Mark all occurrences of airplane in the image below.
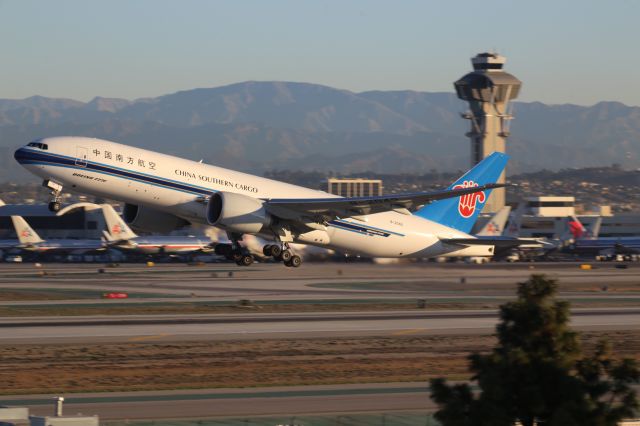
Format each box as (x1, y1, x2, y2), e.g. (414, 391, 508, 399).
(488, 204, 565, 261)
(10, 213, 107, 254)
(15, 137, 512, 267)
(0, 200, 23, 251)
(476, 206, 511, 237)
(0, 198, 107, 254)
(464, 206, 512, 263)
(100, 203, 216, 255)
(500, 208, 616, 261)
(563, 216, 640, 259)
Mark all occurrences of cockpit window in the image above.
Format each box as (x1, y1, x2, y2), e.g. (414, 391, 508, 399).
(27, 142, 48, 150)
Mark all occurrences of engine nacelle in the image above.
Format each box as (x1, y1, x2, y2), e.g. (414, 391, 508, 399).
(123, 204, 189, 233)
(206, 191, 271, 234)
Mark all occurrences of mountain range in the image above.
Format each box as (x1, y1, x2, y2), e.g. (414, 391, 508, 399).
(1, 81, 639, 182)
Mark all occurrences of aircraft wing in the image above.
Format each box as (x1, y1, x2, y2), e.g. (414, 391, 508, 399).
(265, 183, 507, 220)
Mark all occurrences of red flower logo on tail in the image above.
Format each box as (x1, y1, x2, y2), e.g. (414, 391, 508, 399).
(453, 180, 486, 218)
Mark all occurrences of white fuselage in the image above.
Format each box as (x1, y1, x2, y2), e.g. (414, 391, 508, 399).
(116, 236, 213, 255)
(23, 239, 106, 254)
(15, 137, 493, 258)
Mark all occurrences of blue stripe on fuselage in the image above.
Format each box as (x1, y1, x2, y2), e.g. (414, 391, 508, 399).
(15, 148, 212, 195)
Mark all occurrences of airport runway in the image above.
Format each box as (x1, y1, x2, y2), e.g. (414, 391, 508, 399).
(9, 382, 640, 421)
(2, 382, 436, 420)
(1, 308, 638, 344)
(0, 262, 638, 303)
(0, 262, 638, 343)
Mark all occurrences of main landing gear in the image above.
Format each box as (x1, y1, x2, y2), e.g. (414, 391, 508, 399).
(263, 243, 302, 268)
(43, 179, 63, 212)
(214, 233, 254, 267)
(214, 243, 254, 266)
(213, 232, 302, 268)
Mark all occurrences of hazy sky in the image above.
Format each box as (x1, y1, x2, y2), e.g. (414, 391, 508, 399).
(2, 0, 639, 106)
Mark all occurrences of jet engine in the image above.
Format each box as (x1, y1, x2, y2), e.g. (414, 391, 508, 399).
(123, 204, 189, 233)
(206, 191, 271, 234)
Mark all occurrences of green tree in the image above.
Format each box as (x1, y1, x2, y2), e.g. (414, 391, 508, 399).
(430, 274, 639, 426)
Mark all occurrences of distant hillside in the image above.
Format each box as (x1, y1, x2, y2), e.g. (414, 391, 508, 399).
(1, 81, 639, 182)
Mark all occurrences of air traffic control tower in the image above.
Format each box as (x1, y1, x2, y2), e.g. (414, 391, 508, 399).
(454, 52, 522, 213)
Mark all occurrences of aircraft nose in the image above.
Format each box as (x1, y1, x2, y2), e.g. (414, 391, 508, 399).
(14, 147, 28, 164)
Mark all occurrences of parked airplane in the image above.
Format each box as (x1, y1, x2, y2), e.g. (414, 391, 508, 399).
(465, 206, 514, 263)
(496, 204, 564, 261)
(476, 206, 511, 237)
(571, 238, 640, 258)
(15, 137, 511, 267)
(10, 213, 106, 254)
(564, 216, 640, 259)
(0, 200, 23, 252)
(101, 204, 215, 255)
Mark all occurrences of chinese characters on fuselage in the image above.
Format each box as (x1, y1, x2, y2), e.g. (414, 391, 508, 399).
(89, 148, 259, 193)
(92, 148, 156, 170)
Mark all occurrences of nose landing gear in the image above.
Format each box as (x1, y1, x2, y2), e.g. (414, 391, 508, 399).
(43, 179, 63, 212)
(48, 201, 61, 213)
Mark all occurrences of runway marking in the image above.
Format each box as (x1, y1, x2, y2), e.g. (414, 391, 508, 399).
(128, 333, 172, 342)
(392, 328, 425, 336)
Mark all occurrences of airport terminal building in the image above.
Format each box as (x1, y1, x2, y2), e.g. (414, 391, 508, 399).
(509, 196, 640, 239)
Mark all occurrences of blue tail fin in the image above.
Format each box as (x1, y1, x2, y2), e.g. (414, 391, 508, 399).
(414, 152, 509, 233)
